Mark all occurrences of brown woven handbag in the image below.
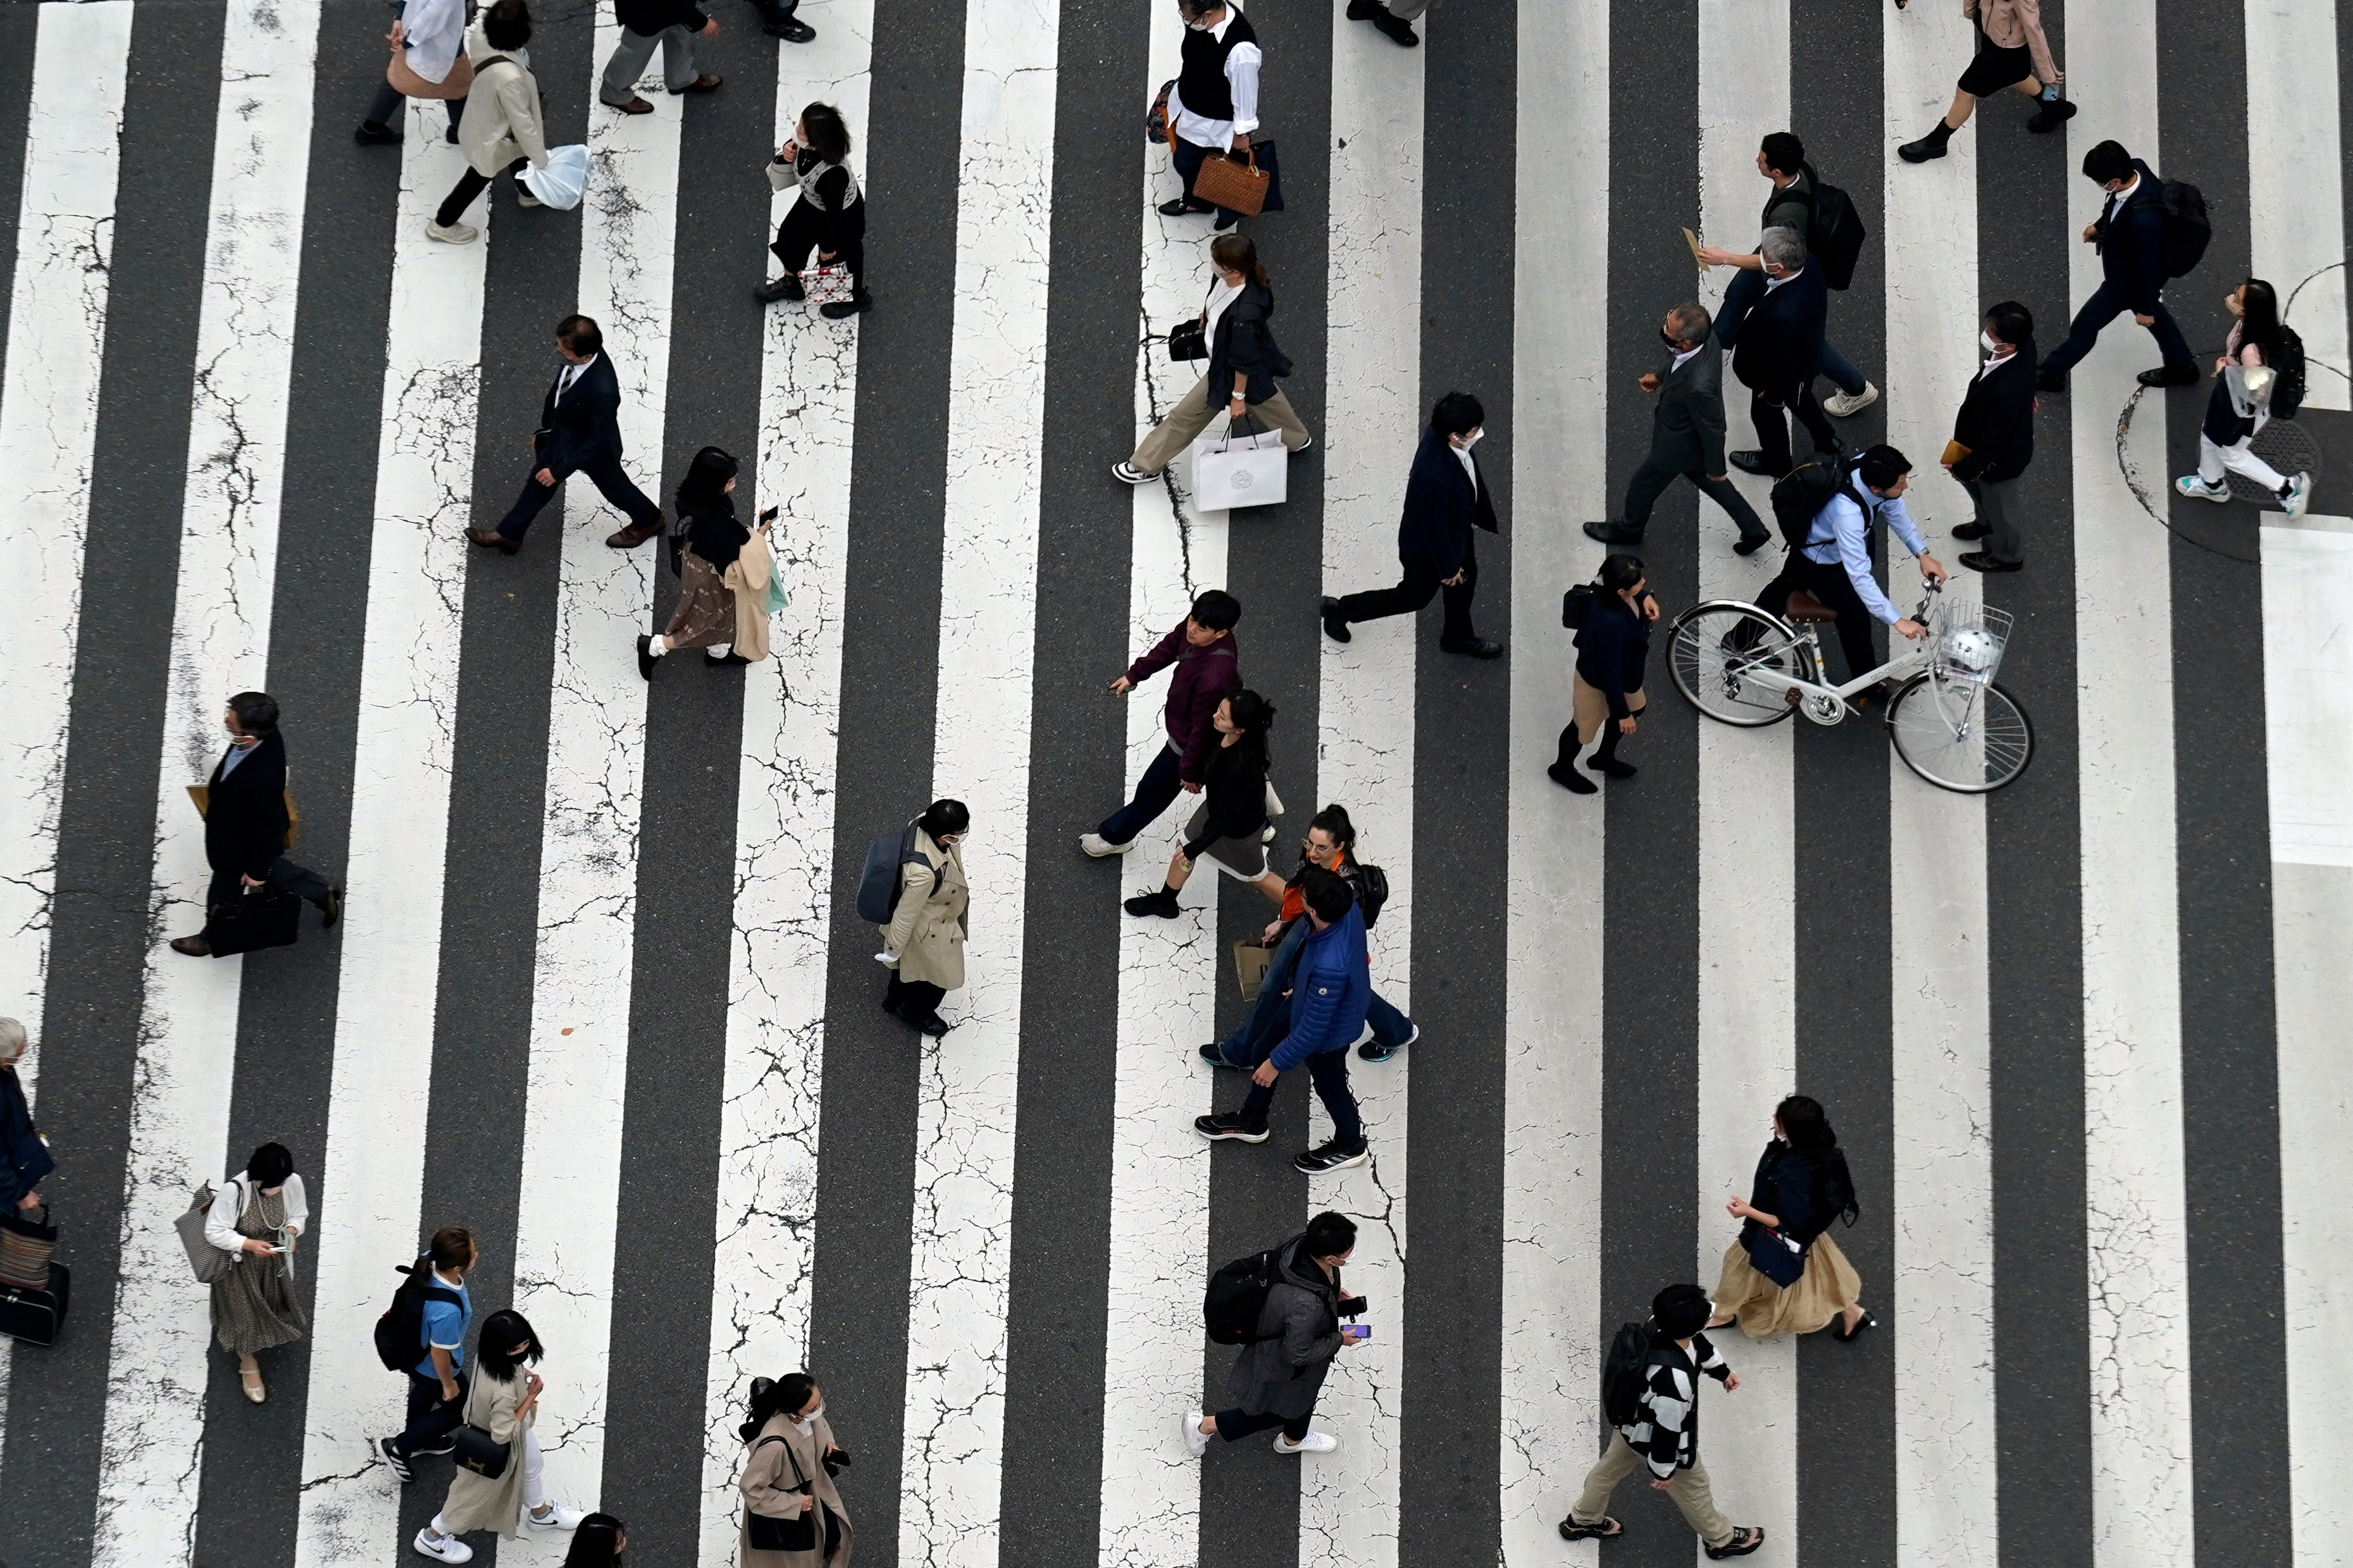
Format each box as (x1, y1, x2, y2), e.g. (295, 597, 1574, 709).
(387, 40, 473, 101)
(1189, 145, 1271, 218)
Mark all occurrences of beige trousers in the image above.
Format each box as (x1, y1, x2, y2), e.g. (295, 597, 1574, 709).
(1568, 1433, 1735, 1548)
(1129, 376, 1312, 475)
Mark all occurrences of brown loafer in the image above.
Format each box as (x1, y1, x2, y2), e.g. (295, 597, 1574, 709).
(669, 73, 723, 94)
(607, 94, 654, 114)
(605, 519, 663, 549)
(170, 935, 212, 957)
(466, 528, 520, 554)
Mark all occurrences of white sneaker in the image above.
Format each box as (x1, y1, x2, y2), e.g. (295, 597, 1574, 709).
(525, 1501, 587, 1531)
(2281, 471, 2312, 520)
(1272, 1429, 1339, 1454)
(1181, 1409, 1212, 1459)
(1111, 462, 1156, 485)
(1822, 381, 1879, 417)
(1079, 832, 1133, 858)
(425, 219, 479, 245)
(413, 1528, 475, 1563)
(2174, 473, 2230, 503)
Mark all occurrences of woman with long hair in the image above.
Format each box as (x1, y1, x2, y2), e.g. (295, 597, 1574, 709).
(738, 1373, 854, 1565)
(204, 1140, 309, 1404)
(1707, 1094, 1875, 1340)
(2175, 277, 2311, 516)
(563, 1514, 629, 1566)
(1126, 690, 1276, 918)
(757, 102, 870, 318)
(1114, 233, 1313, 483)
(412, 1310, 587, 1562)
(637, 446, 776, 677)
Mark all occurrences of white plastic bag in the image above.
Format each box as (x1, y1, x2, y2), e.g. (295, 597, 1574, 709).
(520, 144, 590, 211)
(1190, 422, 1288, 511)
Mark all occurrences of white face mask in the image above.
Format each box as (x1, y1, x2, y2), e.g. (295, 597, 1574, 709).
(1980, 331, 2002, 355)
(1456, 429, 1484, 450)
(794, 1404, 823, 1431)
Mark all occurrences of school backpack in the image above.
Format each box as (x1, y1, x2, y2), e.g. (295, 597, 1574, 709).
(1355, 863, 1391, 930)
(1794, 164, 1868, 291)
(1768, 452, 1855, 553)
(854, 821, 929, 926)
(1203, 1247, 1286, 1345)
(2269, 324, 2307, 419)
(372, 1256, 463, 1374)
(1601, 1319, 1658, 1427)
(1562, 581, 1597, 629)
(2154, 178, 2211, 279)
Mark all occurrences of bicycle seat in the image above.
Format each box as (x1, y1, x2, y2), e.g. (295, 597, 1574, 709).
(1782, 590, 1839, 623)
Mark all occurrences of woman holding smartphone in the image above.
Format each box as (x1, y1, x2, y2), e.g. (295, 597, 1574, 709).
(204, 1142, 308, 1404)
(637, 447, 778, 677)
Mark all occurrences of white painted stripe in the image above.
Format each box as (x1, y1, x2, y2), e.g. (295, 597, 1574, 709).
(894, 0, 1059, 1560)
(1498, 0, 1608, 1555)
(1692, 0, 1796, 1552)
(90, 5, 321, 1561)
(695, 1, 872, 1557)
(1094, 2, 1226, 1558)
(2245, 0, 2347, 411)
(2064, 6, 2195, 1560)
(504, 23, 681, 1550)
(1882, 6, 1997, 1559)
(293, 98, 487, 1568)
(0, 0, 133, 1104)
(2261, 521, 2353, 1568)
(1301, 1, 1420, 1559)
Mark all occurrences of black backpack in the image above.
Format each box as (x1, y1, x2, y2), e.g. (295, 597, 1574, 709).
(854, 821, 929, 925)
(1601, 1319, 1657, 1426)
(2154, 178, 2211, 279)
(1562, 582, 1597, 629)
(1355, 863, 1390, 929)
(2269, 324, 2307, 419)
(1795, 165, 1867, 290)
(1204, 1247, 1286, 1345)
(1768, 452, 1854, 553)
(373, 1256, 463, 1374)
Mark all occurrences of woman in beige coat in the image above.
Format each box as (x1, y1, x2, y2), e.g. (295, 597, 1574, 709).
(879, 799, 968, 1038)
(426, 0, 551, 245)
(413, 1311, 588, 1564)
(1897, 0, 2073, 162)
(738, 1374, 852, 1567)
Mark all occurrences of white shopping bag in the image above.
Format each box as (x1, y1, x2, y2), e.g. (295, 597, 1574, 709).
(1191, 421, 1288, 510)
(802, 262, 855, 306)
(519, 144, 590, 211)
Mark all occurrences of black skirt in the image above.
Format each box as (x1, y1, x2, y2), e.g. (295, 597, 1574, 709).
(1958, 40, 2035, 94)
(2201, 371, 2255, 448)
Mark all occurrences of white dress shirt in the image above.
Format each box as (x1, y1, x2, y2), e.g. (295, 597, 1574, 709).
(1452, 442, 1479, 495)
(1169, 8, 1262, 147)
(554, 354, 598, 404)
(1669, 343, 1703, 374)
(401, 0, 468, 83)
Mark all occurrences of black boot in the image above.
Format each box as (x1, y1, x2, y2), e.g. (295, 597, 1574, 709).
(1586, 725, 1637, 780)
(1547, 723, 1598, 794)
(1897, 118, 1954, 164)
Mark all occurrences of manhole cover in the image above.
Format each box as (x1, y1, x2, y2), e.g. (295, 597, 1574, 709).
(2226, 417, 2323, 503)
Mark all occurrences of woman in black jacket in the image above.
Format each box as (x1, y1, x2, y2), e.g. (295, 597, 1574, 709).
(1709, 1094, 1874, 1340)
(1552, 553, 1657, 794)
(1126, 690, 1275, 917)
(756, 102, 869, 319)
(1115, 235, 1314, 482)
(638, 447, 767, 677)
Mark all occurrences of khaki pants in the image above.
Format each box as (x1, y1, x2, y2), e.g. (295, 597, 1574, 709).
(1568, 1433, 1735, 1548)
(1572, 674, 1646, 746)
(1129, 376, 1311, 475)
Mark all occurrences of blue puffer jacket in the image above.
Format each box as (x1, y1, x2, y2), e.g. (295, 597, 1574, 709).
(1269, 904, 1372, 1070)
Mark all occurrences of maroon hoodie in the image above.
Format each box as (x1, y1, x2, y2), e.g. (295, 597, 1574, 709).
(1126, 621, 1241, 783)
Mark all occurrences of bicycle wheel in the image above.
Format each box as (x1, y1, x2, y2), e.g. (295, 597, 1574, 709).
(1667, 602, 1810, 727)
(1885, 675, 2034, 791)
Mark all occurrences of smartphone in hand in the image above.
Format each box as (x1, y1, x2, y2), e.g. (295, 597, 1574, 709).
(1341, 1324, 1370, 1343)
(759, 506, 780, 524)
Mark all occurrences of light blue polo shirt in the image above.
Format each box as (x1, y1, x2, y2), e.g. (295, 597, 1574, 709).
(416, 1275, 471, 1380)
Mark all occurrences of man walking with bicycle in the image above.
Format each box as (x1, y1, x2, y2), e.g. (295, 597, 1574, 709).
(1756, 445, 1947, 697)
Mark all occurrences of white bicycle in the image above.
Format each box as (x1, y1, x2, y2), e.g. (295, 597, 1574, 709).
(1666, 581, 2035, 793)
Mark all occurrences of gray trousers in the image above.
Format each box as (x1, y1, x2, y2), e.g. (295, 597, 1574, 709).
(1961, 474, 2024, 565)
(600, 24, 699, 104)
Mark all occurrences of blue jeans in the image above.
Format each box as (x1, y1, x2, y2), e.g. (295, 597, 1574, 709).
(1212, 918, 1414, 1067)
(1098, 741, 1183, 847)
(1816, 337, 1866, 398)
(2039, 278, 2195, 378)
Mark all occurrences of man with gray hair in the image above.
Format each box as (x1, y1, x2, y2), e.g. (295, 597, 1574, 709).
(1720, 227, 1837, 481)
(1586, 301, 1771, 553)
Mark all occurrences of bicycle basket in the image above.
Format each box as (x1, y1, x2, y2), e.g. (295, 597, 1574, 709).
(1929, 598, 2011, 687)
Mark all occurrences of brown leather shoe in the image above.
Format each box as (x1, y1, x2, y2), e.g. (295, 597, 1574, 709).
(605, 519, 663, 549)
(170, 935, 211, 957)
(669, 73, 723, 94)
(607, 94, 654, 114)
(466, 528, 520, 554)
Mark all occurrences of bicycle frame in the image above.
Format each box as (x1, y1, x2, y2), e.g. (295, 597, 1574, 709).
(1720, 599, 1937, 723)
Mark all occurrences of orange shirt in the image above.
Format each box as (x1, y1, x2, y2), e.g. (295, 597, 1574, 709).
(1278, 848, 1347, 924)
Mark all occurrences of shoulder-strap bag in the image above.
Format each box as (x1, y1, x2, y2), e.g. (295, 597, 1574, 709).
(744, 1432, 819, 1551)
(176, 1182, 235, 1285)
(452, 1372, 512, 1479)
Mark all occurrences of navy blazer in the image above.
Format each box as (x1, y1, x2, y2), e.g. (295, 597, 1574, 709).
(2094, 161, 2170, 318)
(1725, 260, 1827, 393)
(204, 731, 290, 881)
(535, 354, 628, 474)
(1572, 593, 1653, 720)
(1397, 427, 1499, 579)
(1950, 342, 2037, 484)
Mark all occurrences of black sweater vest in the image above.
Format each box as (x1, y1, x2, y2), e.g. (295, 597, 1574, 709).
(1177, 10, 1257, 123)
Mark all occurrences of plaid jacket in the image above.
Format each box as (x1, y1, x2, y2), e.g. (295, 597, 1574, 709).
(1621, 1333, 1733, 1479)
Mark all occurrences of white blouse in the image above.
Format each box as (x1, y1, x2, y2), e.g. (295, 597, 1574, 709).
(204, 1171, 309, 1256)
(400, 0, 468, 85)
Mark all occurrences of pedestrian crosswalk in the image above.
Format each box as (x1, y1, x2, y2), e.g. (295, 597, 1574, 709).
(2, 0, 2350, 1565)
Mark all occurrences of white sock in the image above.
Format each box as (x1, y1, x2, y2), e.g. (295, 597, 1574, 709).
(705, 642, 731, 657)
(649, 635, 668, 656)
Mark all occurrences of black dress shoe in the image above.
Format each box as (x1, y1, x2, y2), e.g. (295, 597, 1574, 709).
(1727, 450, 1780, 478)
(636, 634, 658, 681)
(1733, 533, 1772, 557)
(1546, 762, 1597, 795)
(1320, 596, 1351, 644)
(1345, 0, 1379, 13)
(170, 935, 212, 957)
(320, 886, 343, 928)
(1439, 637, 1505, 660)
(897, 1005, 949, 1037)
(1582, 521, 1642, 545)
(2138, 364, 2199, 388)
(1958, 550, 2023, 574)
(819, 292, 872, 320)
(1365, 8, 1419, 45)
(466, 527, 520, 555)
(1212, 209, 1239, 232)
(354, 120, 402, 145)
(1950, 520, 1990, 541)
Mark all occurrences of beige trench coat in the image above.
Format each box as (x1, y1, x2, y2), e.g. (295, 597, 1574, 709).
(723, 531, 776, 663)
(880, 829, 967, 990)
(456, 20, 550, 178)
(434, 1368, 533, 1536)
(738, 1412, 853, 1567)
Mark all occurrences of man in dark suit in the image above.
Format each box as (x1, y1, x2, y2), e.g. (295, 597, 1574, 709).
(1718, 227, 1837, 480)
(1585, 302, 1770, 554)
(1321, 391, 1503, 659)
(1947, 300, 2037, 573)
(169, 692, 340, 958)
(468, 314, 666, 555)
(2035, 140, 2197, 392)
(597, 0, 722, 114)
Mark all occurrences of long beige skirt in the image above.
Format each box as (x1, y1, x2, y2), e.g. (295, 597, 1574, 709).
(1710, 1232, 1862, 1338)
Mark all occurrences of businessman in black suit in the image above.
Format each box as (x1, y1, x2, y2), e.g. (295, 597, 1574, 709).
(1585, 301, 1771, 555)
(1947, 301, 2037, 573)
(1321, 390, 1504, 659)
(169, 692, 340, 957)
(2035, 140, 2197, 391)
(1720, 228, 1838, 480)
(469, 314, 667, 555)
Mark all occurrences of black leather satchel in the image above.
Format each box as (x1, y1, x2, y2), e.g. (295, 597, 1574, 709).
(743, 1434, 818, 1551)
(450, 1379, 511, 1479)
(1167, 319, 1207, 362)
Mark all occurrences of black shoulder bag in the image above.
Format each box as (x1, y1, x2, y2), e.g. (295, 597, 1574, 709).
(744, 1433, 819, 1552)
(452, 1376, 511, 1479)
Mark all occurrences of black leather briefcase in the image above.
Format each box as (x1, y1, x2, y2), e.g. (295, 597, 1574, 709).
(203, 888, 302, 958)
(0, 1261, 70, 1346)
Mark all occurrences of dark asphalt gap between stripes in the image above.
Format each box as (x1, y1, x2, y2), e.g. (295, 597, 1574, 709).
(599, 18, 779, 1559)
(192, 8, 407, 1560)
(1597, 1, 1705, 1565)
(1193, 0, 1330, 1559)
(1974, 0, 2095, 1554)
(1397, 5, 1515, 1562)
(2154, 3, 2291, 1562)
(0, 4, 43, 392)
(805, 0, 969, 1552)
(1785, 8, 1896, 1565)
(0, 4, 228, 1561)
